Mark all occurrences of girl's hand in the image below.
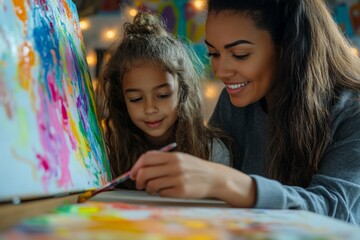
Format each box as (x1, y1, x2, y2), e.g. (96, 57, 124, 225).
(129, 151, 256, 207)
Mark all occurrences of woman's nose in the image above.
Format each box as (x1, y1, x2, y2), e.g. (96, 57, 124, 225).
(213, 56, 235, 79)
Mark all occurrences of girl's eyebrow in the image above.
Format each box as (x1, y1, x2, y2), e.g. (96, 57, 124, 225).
(205, 39, 254, 49)
(124, 83, 171, 94)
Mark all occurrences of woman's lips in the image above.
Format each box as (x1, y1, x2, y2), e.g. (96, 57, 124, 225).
(225, 81, 249, 95)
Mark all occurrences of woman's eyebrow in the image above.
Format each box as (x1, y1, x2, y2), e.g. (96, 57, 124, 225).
(205, 39, 254, 49)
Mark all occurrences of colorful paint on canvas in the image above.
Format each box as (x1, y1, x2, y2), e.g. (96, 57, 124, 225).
(0, 0, 111, 201)
(4, 202, 360, 239)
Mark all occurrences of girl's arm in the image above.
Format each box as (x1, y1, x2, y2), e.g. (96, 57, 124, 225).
(129, 151, 256, 207)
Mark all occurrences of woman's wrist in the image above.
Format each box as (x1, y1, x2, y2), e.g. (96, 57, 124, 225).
(210, 164, 256, 208)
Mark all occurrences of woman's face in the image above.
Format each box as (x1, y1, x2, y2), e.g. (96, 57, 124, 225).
(205, 11, 278, 107)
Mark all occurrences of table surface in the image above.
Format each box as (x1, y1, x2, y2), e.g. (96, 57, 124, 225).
(1, 189, 360, 239)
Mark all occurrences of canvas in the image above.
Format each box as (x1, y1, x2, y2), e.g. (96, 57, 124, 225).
(0, 0, 111, 202)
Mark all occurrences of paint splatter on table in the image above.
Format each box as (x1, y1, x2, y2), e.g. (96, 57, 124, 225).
(3, 201, 360, 240)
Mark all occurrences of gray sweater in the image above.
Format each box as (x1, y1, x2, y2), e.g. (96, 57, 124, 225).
(210, 138, 231, 166)
(210, 88, 360, 225)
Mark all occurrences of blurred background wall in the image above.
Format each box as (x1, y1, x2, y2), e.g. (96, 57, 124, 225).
(73, 0, 360, 121)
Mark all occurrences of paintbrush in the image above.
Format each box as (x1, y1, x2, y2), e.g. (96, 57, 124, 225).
(78, 142, 177, 203)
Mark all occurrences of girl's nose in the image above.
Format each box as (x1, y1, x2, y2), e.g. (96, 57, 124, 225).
(144, 99, 158, 115)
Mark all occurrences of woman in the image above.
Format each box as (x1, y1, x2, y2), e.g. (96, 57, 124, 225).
(130, 0, 360, 225)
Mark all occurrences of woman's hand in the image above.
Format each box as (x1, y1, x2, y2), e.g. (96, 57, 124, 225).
(129, 151, 257, 207)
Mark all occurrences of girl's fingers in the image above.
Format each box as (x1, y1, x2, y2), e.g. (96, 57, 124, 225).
(130, 151, 224, 200)
(158, 186, 187, 198)
(130, 151, 176, 179)
(135, 163, 179, 189)
(144, 175, 182, 195)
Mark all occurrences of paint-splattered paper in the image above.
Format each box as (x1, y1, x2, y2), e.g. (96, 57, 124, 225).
(0, 0, 111, 201)
(4, 202, 360, 239)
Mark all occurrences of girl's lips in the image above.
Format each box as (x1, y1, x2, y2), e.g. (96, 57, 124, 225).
(145, 120, 162, 128)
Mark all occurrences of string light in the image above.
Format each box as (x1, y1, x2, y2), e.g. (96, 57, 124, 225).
(352, 47, 359, 57)
(128, 8, 138, 17)
(192, 0, 205, 10)
(105, 30, 116, 39)
(92, 79, 98, 91)
(79, 19, 90, 30)
(86, 52, 96, 67)
(204, 83, 219, 99)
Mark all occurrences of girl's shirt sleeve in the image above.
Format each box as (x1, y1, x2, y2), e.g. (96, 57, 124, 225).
(209, 138, 231, 166)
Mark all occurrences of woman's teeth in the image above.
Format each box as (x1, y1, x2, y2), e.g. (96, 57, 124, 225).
(226, 82, 249, 89)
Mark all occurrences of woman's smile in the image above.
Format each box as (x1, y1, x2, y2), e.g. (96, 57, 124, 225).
(225, 81, 250, 95)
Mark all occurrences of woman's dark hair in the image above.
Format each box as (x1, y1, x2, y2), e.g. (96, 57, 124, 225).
(208, 0, 360, 187)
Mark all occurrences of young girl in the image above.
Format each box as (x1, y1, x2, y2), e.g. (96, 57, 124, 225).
(95, 11, 231, 188)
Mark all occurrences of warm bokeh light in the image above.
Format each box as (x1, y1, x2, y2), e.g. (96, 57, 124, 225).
(92, 79, 98, 91)
(79, 19, 90, 30)
(105, 30, 116, 39)
(204, 84, 219, 99)
(101, 119, 107, 132)
(193, 0, 205, 10)
(352, 47, 359, 57)
(128, 8, 138, 17)
(104, 52, 111, 63)
(86, 52, 96, 67)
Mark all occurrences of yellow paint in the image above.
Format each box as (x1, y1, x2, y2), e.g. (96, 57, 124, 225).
(13, 0, 27, 23)
(18, 41, 35, 90)
(77, 207, 100, 215)
(69, 115, 90, 167)
(78, 190, 95, 203)
(183, 220, 208, 229)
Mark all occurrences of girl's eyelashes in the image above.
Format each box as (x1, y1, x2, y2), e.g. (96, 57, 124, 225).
(157, 92, 172, 99)
(127, 92, 173, 103)
(129, 97, 142, 103)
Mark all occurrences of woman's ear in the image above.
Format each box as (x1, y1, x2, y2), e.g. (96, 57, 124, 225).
(278, 46, 284, 61)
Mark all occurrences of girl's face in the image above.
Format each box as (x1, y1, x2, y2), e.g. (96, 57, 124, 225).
(205, 11, 278, 107)
(122, 65, 179, 146)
